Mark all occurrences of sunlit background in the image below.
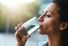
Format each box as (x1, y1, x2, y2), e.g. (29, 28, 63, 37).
(0, 0, 40, 33)
(0, 0, 52, 46)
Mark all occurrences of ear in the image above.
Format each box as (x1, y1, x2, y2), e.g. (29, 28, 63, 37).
(60, 23, 68, 31)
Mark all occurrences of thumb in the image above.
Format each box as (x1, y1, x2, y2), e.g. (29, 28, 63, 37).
(25, 35, 31, 41)
(26, 35, 31, 39)
(21, 35, 31, 42)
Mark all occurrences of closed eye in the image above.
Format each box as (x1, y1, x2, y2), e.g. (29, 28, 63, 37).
(45, 11, 52, 18)
(46, 15, 52, 17)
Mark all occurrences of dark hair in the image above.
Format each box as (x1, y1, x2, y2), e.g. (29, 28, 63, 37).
(53, 0, 68, 22)
(52, 0, 68, 46)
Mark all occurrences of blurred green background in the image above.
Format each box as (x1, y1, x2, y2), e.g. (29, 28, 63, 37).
(0, 0, 40, 33)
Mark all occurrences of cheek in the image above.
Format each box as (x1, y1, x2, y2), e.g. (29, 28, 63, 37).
(39, 18, 60, 34)
(43, 18, 53, 29)
(43, 19, 59, 33)
(40, 19, 53, 34)
(47, 19, 60, 33)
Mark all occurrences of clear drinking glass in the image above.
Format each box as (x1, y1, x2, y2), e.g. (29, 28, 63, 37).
(15, 17, 39, 37)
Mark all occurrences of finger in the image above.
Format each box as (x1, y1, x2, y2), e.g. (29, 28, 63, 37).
(21, 27, 28, 36)
(19, 29, 24, 37)
(21, 35, 31, 42)
(26, 35, 31, 39)
(17, 27, 28, 37)
(18, 22, 22, 27)
(15, 30, 22, 41)
(15, 22, 22, 30)
(24, 35, 31, 41)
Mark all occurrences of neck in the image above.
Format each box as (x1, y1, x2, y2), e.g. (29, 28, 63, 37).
(47, 32, 61, 46)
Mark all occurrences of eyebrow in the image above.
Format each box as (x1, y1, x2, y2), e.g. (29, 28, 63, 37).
(40, 11, 54, 17)
(44, 11, 54, 15)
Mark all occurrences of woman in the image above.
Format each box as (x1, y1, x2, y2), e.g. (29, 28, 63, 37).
(15, 0, 68, 46)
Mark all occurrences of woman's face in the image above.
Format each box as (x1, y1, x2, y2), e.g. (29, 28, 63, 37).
(38, 3, 61, 35)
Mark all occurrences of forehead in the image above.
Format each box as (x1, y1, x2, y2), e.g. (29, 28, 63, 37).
(43, 3, 59, 13)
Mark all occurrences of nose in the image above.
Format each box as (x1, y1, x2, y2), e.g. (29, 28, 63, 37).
(38, 15, 44, 22)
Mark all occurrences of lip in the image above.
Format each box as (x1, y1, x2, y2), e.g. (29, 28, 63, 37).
(38, 25, 43, 34)
(38, 22, 43, 29)
(39, 25, 43, 30)
(39, 22, 43, 25)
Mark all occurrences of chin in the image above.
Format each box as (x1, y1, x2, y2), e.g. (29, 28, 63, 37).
(38, 29, 46, 35)
(39, 32, 46, 35)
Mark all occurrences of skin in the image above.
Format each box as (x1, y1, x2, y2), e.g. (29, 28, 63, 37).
(15, 22, 30, 46)
(38, 3, 61, 35)
(15, 2, 67, 46)
(38, 3, 62, 46)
